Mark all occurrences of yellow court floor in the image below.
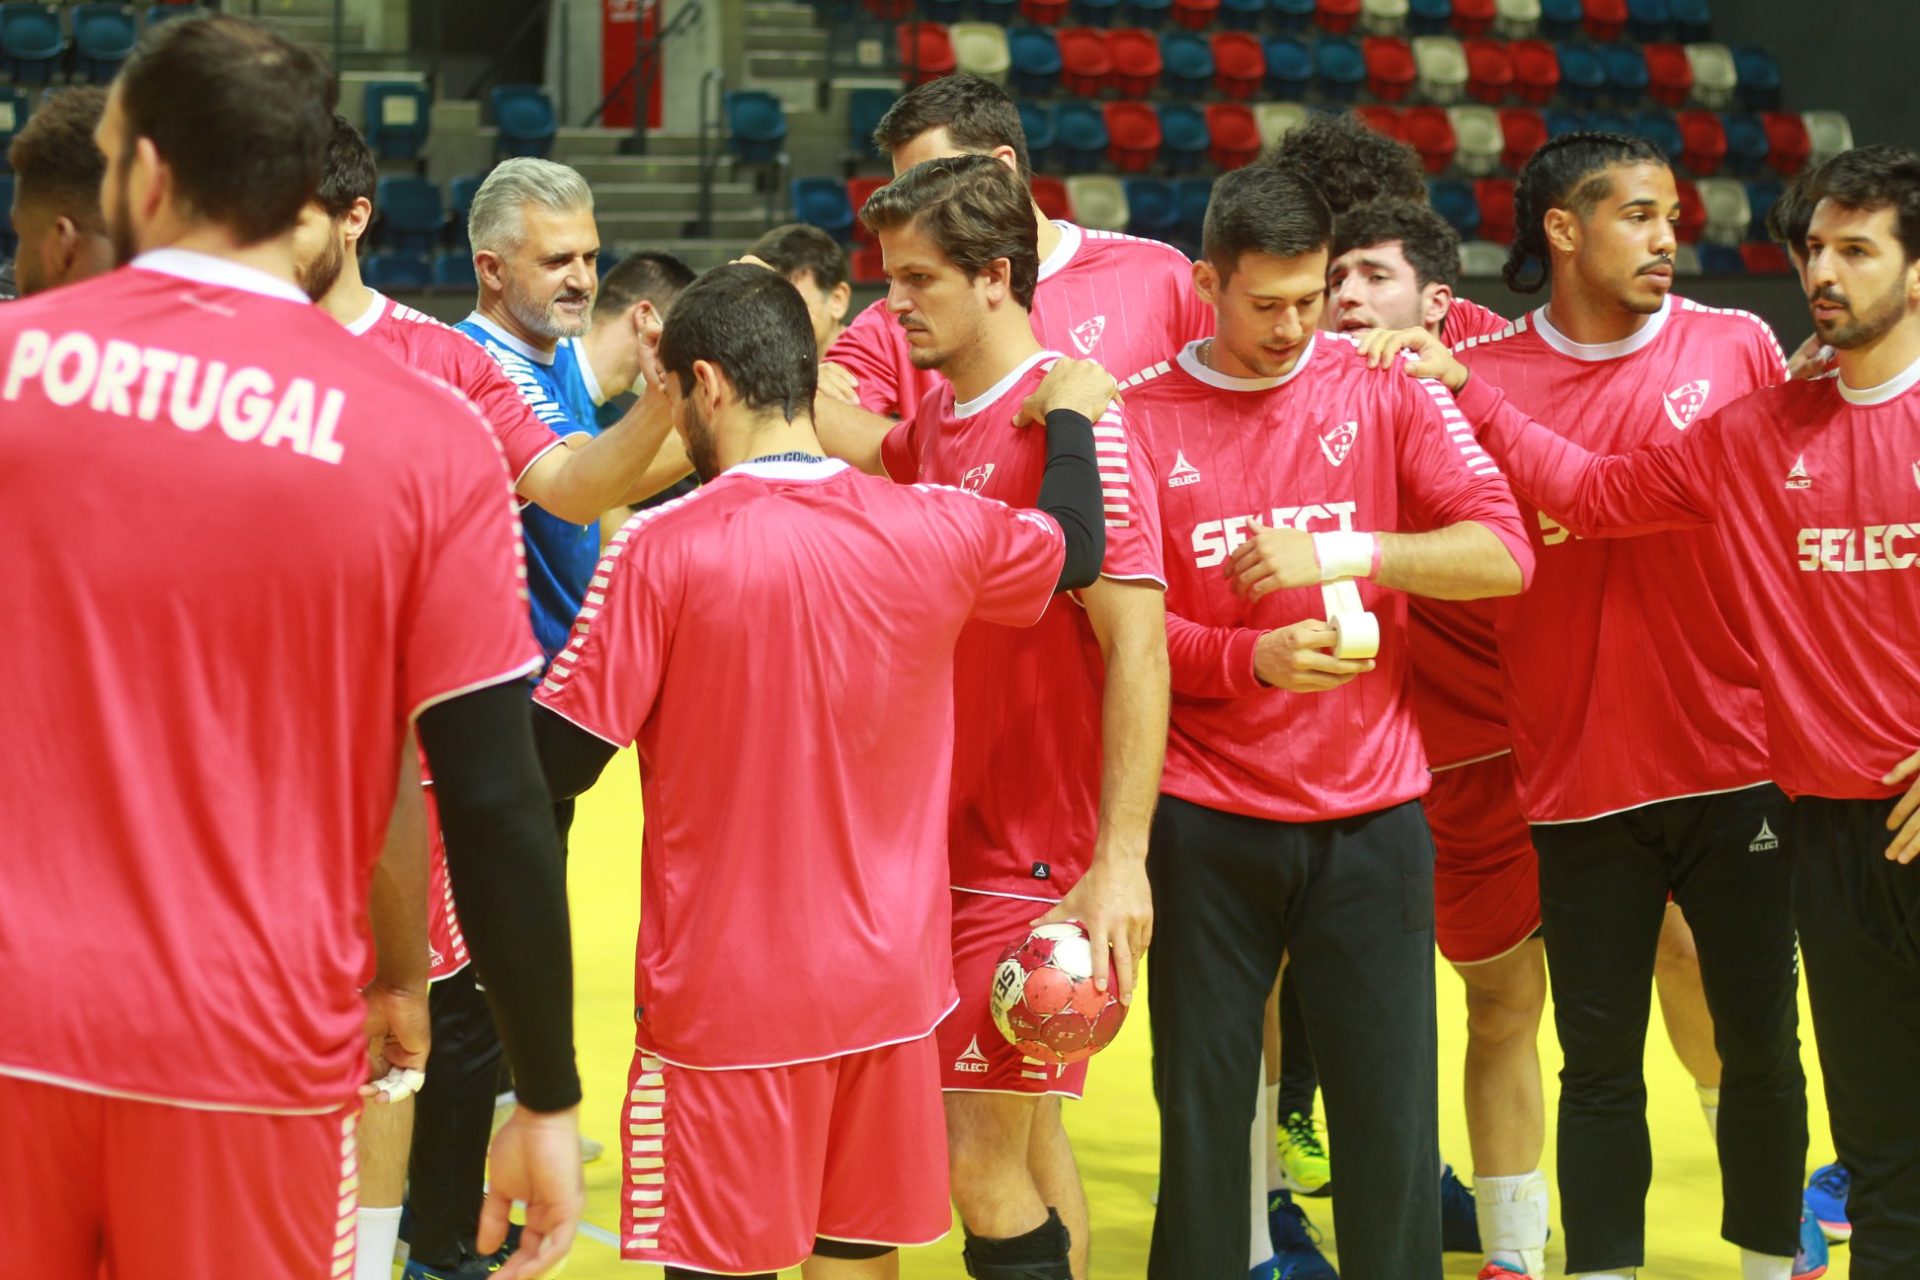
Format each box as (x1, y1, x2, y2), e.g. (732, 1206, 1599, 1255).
(550, 757, 1847, 1278)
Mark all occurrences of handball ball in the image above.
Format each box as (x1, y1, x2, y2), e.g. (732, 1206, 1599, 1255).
(988, 921, 1129, 1065)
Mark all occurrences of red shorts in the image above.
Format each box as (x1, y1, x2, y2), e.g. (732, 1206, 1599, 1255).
(0, 1073, 360, 1280)
(937, 890, 1089, 1097)
(421, 788, 470, 984)
(1426, 752, 1542, 965)
(620, 1036, 952, 1274)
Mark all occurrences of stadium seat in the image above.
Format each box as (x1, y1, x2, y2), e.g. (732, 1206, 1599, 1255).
(1123, 0, 1172, 25)
(1586, 108, 1630, 136)
(0, 3, 64, 84)
(375, 176, 444, 256)
(1108, 27, 1162, 94)
(865, 0, 914, 19)
(1698, 242, 1744, 273)
(850, 243, 886, 284)
(1019, 99, 1058, 166)
(1408, 0, 1452, 33)
(1723, 111, 1768, 177)
(1254, 100, 1311, 148)
(1628, 109, 1682, 161)
(1463, 38, 1513, 103)
(923, 0, 964, 22)
(1556, 42, 1604, 106)
(1602, 44, 1648, 107)
(1498, 105, 1548, 168)
(1802, 110, 1853, 168)
(1537, 0, 1581, 37)
(1354, 103, 1406, 140)
(1674, 177, 1704, 241)
(1162, 28, 1214, 96)
(952, 23, 1013, 81)
(363, 252, 432, 291)
(792, 177, 856, 239)
(1762, 111, 1810, 176)
(1221, 0, 1266, 30)
(1672, 241, 1702, 274)
(1641, 42, 1692, 107)
(1413, 35, 1469, 103)
(490, 84, 558, 158)
(1492, 0, 1538, 36)
(1544, 106, 1585, 139)
(1124, 176, 1181, 238)
(1696, 175, 1750, 244)
(1316, 36, 1367, 101)
(1474, 177, 1516, 241)
(1264, 34, 1315, 98)
(1175, 176, 1212, 243)
(1743, 178, 1781, 240)
(1450, 105, 1503, 175)
(1731, 44, 1780, 111)
(899, 23, 958, 85)
(1670, 0, 1709, 40)
(1270, 0, 1317, 32)
(1460, 239, 1507, 275)
(0, 87, 26, 169)
(1206, 102, 1262, 169)
(1677, 110, 1726, 175)
(1739, 240, 1788, 274)
(1067, 174, 1129, 230)
(1213, 32, 1266, 98)
(724, 90, 787, 165)
(1685, 42, 1735, 109)
(1104, 101, 1163, 169)
(1428, 177, 1481, 237)
(1404, 105, 1457, 173)
(1009, 28, 1063, 94)
(847, 175, 888, 241)
(1363, 36, 1417, 101)
(72, 4, 137, 82)
(1451, 0, 1495, 38)
(1581, 0, 1625, 39)
(1021, 0, 1069, 23)
(1359, 0, 1409, 34)
(446, 173, 484, 247)
(1159, 100, 1210, 172)
(364, 82, 432, 162)
(1056, 99, 1110, 169)
(848, 89, 897, 159)
(1058, 27, 1113, 94)
(1073, 0, 1122, 26)
(1317, 0, 1362, 32)
(1625, 0, 1668, 40)
(1509, 39, 1559, 103)
(1171, 0, 1219, 29)
(430, 252, 478, 291)
(1031, 174, 1073, 220)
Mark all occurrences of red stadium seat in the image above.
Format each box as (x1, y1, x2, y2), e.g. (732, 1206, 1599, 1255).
(1363, 37, 1417, 101)
(1104, 101, 1164, 170)
(1475, 177, 1516, 243)
(1021, 0, 1070, 23)
(1739, 241, 1790, 274)
(1675, 179, 1706, 243)
(1171, 0, 1219, 30)
(1678, 110, 1727, 175)
(847, 176, 889, 243)
(1581, 0, 1624, 40)
(1498, 105, 1548, 168)
(1354, 104, 1407, 140)
(1762, 111, 1812, 176)
(851, 242, 887, 283)
(1464, 38, 1514, 102)
(1452, 0, 1496, 38)
(1214, 32, 1267, 98)
(1032, 175, 1073, 220)
(1058, 27, 1115, 95)
(864, 0, 913, 18)
(1643, 43, 1693, 107)
(1404, 105, 1458, 173)
(1317, 0, 1362, 33)
(1206, 102, 1262, 169)
(898, 23, 957, 85)
(1510, 39, 1559, 103)
(1109, 28, 1163, 96)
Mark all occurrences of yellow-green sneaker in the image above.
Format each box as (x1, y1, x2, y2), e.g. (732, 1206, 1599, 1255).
(1277, 1110, 1331, 1195)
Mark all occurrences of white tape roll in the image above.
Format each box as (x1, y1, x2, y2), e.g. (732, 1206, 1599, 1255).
(369, 1067, 426, 1103)
(1321, 579, 1380, 660)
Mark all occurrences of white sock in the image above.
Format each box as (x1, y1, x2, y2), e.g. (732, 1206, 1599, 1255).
(353, 1205, 403, 1280)
(1740, 1249, 1792, 1280)
(1265, 1081, 1284, 1192)
(1697, 1084, 1721, 1139)
(1251, 1056, 1273, 1268)
(1475, 1170, 1549, 1278)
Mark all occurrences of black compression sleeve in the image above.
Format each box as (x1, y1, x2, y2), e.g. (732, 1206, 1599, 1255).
(416, 682, 581, 1113)
(533, 703, 619, 803)
(1036, 408, 1106, 593)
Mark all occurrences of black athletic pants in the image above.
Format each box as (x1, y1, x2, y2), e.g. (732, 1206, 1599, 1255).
(1275, 967, 1318, 1122)
(1793, 795, 1920, 1279)
(408, 967, 505, 1268)
(1533, 784, 1805, 1272)
(1147, 795, 1440, 1280)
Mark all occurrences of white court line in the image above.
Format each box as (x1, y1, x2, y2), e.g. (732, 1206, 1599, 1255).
(578, 1220, 621, 1249)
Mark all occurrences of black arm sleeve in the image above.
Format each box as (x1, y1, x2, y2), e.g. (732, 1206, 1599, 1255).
(416, 682, 581, 1113)
(1036, 408, 1106, 593)
(533, 702, 620, 803)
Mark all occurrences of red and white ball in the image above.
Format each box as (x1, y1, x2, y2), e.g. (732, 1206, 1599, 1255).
(988, 922, 1129, 1065)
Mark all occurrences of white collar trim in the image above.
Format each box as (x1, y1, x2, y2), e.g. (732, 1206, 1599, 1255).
(953, 350, 1060, 419)
(1037, 221, 1082, 283)
(1533, 295, 1671, 361)
(1838, 350, 1920, 406)
(728, 457, 850, 481)
(461, 311, 557, 366)
(131, 249, 310, 304)
(575, 340, 607, 406)
(1174, 335, 1317, 391)
(344, 289, 388, 336)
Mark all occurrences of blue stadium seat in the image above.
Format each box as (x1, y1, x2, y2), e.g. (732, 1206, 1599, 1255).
(1555, 41, 1604, 106)
(1264, 34, 1314, 98)
(489, 84, 558, 159)
(1008, 26, 1062, 95)
(791, 177, 856, 239)
(1175, 176, 1211, 241)
(1627, 109, 1682, 161)
(364, 82, 432, 161)
(72, 4, 137, 82)
(1073, 0, 1121, 24)
(363, 252, 432, 291)
(724, 90, 788, 165)
(431, 251, 478, 291)
(1018, 99, 1057, 167)
(1270, 0, 1315, 32)
(0, 4, 66, 85)
(1698, 242, 1744, 274)
(1408, 0, 1452, 35)
(1315, 37, 1366, 102)
(1161, 29, 1213, 98)
(1428, 177, 1481, 238)
(1544, 107, 1585, 138)
(1602, 44, 1647, 107)
(1585, 109, 1631, 136)
(1744, 179, 1782, 241)
(1123, 0, 1172, 25)
(1670, 0, 1709, 40)
(1219, 0, 1263, 29)
(1537, 0, 1581, 38)
(446, 173, 484, 250)
(1722, 111, 1768, 176)
(0, 87, 27, 170)
(1625, 0, 1668, 41)
(848, 88, 897, 158)
(1123, 177, 1179, 239)
(1056, 100, 1108, 171)
(1731, 44, 1780, 112)
(1158, 101, 1208, 173)
(376, 175, 445, 256)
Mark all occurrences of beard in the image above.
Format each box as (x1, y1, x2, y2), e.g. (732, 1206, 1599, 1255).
(504, 278, 592, 340)
(296, 234, 345, 303)
(683, 395, 722, 483)
(1813, 275, 1907, 350)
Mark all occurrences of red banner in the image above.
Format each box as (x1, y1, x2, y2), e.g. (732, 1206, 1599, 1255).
(602, 0, 662, 129)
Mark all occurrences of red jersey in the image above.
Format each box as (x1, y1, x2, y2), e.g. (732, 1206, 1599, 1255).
(1121, 336, 1533, 822)
(533, 458, 1065, 1068)
(828, 221, 1212, 416)
(1454, 297, 1788, 821)
(0, 251, 540, 1112)
(1455, 354, 1920, 802)
(881, 352, 1164, 899)
(1442, 296, 1511, 347)
(347, 289, 569, 489)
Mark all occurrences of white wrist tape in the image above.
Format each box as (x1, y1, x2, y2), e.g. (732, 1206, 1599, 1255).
(1312, 531, 1378, 582)
(369, 1067, 426, 1103)
(1322, 579, 1380, 660)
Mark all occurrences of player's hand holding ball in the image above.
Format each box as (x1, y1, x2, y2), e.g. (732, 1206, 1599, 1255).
(989, 921, 1130, 1065)
(1015, 357, 1120, 428)
(1254, 620, 1376, 692)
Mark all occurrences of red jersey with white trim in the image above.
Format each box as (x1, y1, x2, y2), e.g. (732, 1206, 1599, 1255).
(1441, 297, 1511, 348)
(349, 290, 568, 489)
(1121, 336, 1533, 822)
(1455, 354, 1920, 802)
(533, 459, 1065, 1068)
(828, 221, 1212, 416)
(0, 252, 540, 1112)
(1453, 297, 1787, 821)
(881, 352, 1165, 899)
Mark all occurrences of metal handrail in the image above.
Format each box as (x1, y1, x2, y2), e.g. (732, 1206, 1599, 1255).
(582, 0, 709, 156)
(690, 66, 727, 237)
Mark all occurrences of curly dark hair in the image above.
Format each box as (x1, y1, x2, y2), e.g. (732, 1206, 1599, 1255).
(1332, 199, 1460, 289)
(1258, 112, 1426, 216)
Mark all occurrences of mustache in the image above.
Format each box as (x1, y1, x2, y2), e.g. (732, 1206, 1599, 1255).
(551, 292, 592, 306)
(1812, 287, 1849, 308)
(1637, 255, 1675, 275)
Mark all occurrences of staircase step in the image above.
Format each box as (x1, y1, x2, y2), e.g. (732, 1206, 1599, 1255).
(746, 50, 828, 78)
(743, 2, 823, 27)
(555, 126, 707, 157)
(597, 211, 778, 243)
(591, 182, 765, 214)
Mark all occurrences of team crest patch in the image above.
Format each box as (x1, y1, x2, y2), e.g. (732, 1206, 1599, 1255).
(1664, 380, 1711, 430)
(963, 463, 996, 494)
(1319, 421, 1358, 467)
(1071, 316, 1106, 355)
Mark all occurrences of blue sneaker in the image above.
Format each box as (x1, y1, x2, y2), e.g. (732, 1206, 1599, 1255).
(1804, 1161, 1851, 1243)
(1795, 1206, 1831, 1278)
(1441, 1164, 1481, 1253)
(1268, 1190, 1339, 1279)
(1250, 1259, 1281, 1280)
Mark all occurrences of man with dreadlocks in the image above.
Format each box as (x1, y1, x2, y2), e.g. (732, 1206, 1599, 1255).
(1433, 132, 1814, 1280)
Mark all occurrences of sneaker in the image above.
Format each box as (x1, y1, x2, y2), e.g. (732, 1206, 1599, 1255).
(1441, 1165, 1482, 1254)
(579, 1133, 605, 1163)
(1249, 1260, 1281, 1280)
(1477, 1265, 1532, 1280)
(402, 1256, 495, 1280)
(1795, 1207, 1831, 1279)
(1267, 1190, 1338, 1280)
(1804, 1161, 1851, 1243)
(1276, 1110, 1332, 1196)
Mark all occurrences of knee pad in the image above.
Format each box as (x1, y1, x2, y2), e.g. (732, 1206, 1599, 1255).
(961, 1208, 1072, 1280)
(812, 1238, 896, 1261)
